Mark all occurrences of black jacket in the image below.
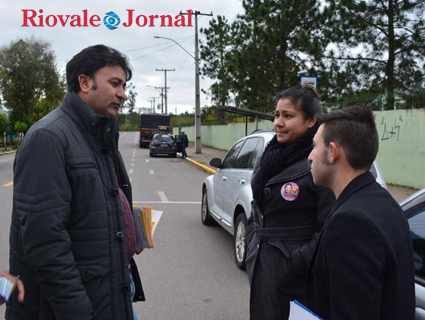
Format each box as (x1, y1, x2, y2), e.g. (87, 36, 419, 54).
(7, 92, 144, 320)
(245, 158, 334, 319)
(181, 133, 189, 147)
(307, 172, 415, 320)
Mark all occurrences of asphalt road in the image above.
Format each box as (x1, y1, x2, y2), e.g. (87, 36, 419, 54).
(0, 132, 250, 319)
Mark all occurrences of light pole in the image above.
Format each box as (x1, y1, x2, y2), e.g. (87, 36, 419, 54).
(154, 32, 204, 153)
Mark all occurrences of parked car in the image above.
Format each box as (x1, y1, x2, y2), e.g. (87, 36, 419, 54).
(149, 133, 177, 157)
(201, 129, 387, 270)
(399, 188, 425, 319)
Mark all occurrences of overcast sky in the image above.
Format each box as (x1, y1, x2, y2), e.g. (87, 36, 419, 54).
(1, 0, 244, 114)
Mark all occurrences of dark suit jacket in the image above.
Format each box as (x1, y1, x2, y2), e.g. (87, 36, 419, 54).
(307, 171, 415, 320)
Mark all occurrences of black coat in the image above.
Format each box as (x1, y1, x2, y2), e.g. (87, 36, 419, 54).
(246, 158, 334, 319)
(7, 92, 144, 320)
(307, 172, 415, 320)
(181, 133, 189, 147)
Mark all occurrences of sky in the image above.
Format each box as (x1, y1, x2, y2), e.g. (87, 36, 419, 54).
(1, 0, 244, 115)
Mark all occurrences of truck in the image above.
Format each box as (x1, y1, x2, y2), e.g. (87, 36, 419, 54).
(139, 114, 171, 148)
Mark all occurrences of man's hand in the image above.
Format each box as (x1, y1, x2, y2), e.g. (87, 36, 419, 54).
(0, 270, 25, 305)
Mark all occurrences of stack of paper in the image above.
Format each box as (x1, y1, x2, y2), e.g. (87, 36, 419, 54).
(132, 206, 163, 249)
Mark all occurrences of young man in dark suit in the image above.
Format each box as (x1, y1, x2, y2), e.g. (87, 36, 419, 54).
(307, 106, 415, 319)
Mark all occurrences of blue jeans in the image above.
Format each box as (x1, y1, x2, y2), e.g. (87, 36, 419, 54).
(130, 274, 139, 320)
(182, 145, 187, 158)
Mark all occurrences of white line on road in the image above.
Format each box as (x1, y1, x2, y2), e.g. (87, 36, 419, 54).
(133, 201, 201, 204)
(130, 178, 132, 183)
(158, 191, 168, 202)
(131, 157, 135, 160)
(146, 159, 149, 163)
(129, 169, 134, 174)
(149, 170, 154, 175)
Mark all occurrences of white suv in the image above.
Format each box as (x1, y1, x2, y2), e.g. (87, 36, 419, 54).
(201, 129, 387, 270)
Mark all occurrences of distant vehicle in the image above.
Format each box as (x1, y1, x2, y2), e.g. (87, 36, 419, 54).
(149, 133, 177, 157)
(139, 114, 171, 148)
(201, 129, 387, 270)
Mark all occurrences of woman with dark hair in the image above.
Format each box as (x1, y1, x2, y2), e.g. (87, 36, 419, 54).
(245, 84, 335, 320)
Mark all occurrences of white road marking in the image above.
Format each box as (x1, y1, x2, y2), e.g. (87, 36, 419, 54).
(158, 191, 168, 202)
(129, 169, 134, 174)
(133, 201, 201, 204)
(146, 159, 149, 163)
(130, 178, 132, 183)
(149, 170, 154, 175)
(131, 158, 135, 161)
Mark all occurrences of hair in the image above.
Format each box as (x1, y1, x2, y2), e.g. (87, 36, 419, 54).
(319, 106, 378, 170)
(66, 44, 132, 92)
(275, 84, 321, 119)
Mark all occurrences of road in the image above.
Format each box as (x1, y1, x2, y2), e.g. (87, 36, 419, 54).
(0, 132, 250, 319)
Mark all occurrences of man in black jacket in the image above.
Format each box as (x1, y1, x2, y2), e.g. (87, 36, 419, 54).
(307, 106, 415, 319)
(7, 45, 144, 320)
(181, 130, 189, 159)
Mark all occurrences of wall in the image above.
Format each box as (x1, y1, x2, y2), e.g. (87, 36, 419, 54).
(175, 109, 425, 189)
(173, 120, 274, 151)
(374, 109, 425, 189)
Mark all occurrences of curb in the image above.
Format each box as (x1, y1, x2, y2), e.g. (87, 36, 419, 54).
(0, 151, 15, 156)
(178, 153, 216, 175)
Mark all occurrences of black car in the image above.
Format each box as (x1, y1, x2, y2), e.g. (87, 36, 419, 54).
(149, 133, 177, 157)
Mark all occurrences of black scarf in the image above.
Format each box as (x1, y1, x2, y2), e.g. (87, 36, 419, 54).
(252, 123, 319, 204)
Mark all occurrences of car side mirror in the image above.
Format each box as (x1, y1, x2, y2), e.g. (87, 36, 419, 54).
(210, 158, 222, 168)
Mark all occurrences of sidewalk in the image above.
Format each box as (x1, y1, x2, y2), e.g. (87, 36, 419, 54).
(180, 143, 418, 202)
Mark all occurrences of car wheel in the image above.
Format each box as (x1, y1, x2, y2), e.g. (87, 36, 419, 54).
(150, 153, 153, 157)
(201, 189, 215, 226)
(234, 213, 247, 270)
(139, 141, 143, 148)
(172, 153, 177, 158)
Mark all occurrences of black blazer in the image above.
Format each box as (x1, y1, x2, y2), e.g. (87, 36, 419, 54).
(307, 171, 415, 320)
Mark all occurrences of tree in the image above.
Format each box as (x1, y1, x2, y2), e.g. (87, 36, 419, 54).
(0, 112, 8, 150)
(0, 37, 65, 126)
(322, 0, 425, 108)
(201, 0, 327, 112)
(117, 83, 139, 130)
(201, 16, 233, 107)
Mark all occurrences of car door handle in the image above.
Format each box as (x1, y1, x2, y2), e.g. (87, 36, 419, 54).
(239, 179, 245, 184)
(222, 177, 227, 181)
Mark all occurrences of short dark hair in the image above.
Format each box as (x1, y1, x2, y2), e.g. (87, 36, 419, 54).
(275, 84, 321, 119)
(66, 45, 132, 92)
(319, 106, 378, 170)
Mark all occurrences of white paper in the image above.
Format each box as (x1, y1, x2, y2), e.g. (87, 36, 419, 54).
(289, 301, 322, 320)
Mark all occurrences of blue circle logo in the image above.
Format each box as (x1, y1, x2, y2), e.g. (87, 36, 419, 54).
(104, 12, 120, 30)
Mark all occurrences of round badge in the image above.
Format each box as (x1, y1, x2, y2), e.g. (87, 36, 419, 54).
(281, 182, 300, 201)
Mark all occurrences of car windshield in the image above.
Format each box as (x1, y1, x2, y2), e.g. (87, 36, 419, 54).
(154, 135, 172, 142)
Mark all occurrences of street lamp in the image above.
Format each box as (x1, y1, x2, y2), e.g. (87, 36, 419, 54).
(154, 35, 202, 154)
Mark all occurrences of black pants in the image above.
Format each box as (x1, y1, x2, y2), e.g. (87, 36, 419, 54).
(249, 242, 307, 320)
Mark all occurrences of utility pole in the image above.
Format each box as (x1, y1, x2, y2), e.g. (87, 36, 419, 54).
(147, 85, 169, 114)
(180, 10, 213, 154)
(149, 97, 158, 113)
(147, 99, 154, 113)
(156, 68, 175, 115)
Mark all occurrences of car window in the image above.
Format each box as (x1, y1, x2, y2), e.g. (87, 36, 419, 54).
(222, 140, 244, 169)
(154, 134, 172, 142)
(249, 138, 265, 169)
(233, 138, 259, 169)
(408, 208, 425, 278)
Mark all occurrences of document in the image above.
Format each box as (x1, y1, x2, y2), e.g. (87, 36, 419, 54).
(289, 301, 322, 320)
(132, 206, 163, 249)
